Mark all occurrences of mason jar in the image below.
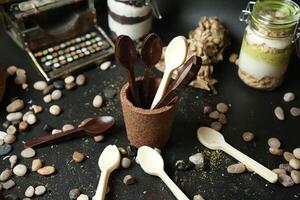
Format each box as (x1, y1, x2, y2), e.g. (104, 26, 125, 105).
(238, 0, 300, 90)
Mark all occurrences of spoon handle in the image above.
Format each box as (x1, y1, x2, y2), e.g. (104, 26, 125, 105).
(159, 171, 189, 200)
(221, 143, 278, 183)
(95, 170, 110, 200)
(151, 69, 172, 109)
(24, 127, 84, 148)
(143, 67, 151, 106)
(127, 69, 141, 107)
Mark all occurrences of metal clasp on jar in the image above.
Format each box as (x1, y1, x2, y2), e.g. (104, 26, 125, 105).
(239, 1, 255, 23)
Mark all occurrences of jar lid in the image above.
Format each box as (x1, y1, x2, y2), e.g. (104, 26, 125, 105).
(252, 0, 300, 29)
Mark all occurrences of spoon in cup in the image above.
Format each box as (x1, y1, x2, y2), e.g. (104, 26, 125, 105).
(150, 36, 188, 109)
(137, 146, 189, 200)
(197, 127, 278, 183)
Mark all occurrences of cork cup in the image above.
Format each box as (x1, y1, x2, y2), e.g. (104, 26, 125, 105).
(120, 78, 177, 148)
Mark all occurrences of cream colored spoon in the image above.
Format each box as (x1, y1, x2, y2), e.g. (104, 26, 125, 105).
(94, 145, 121, 200)
(150, 36, 187, 109)
(197, 127, 278, 183)
(137, 146, 189, 200)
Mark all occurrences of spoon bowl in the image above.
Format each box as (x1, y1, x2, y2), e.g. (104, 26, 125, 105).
(115, 35, 137, 70)
(141, 33, 163, 67)
(197, 127, 226, 150)
(137, 146, 164, 176)
(164, 36, 187, 70)
(84, 116, 115, 135)
(98, 145, 121, 172)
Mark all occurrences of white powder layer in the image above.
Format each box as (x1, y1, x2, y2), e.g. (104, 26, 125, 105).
(107, 0, 151, 17)
(238, 50, 288, 79)
(108, 15, 152, 40)
(246, 26, 291, 50)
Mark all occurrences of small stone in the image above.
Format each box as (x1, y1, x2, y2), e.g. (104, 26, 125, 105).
(227, 163, 246, 174)
(218, 113, 228, 124)
(43, 94, 52, 103)
(65, 82, 76, 90)
(193, 194, 205, 200)
(22, 111, 33, 121)
(9, 155, 17, 168)
(22, 83, 29, 90)
(21, 148, 36, 158)
(118, 147, 127, 155)
(121, 157, 132, 169)
(33, 81, 48, 91)
(216, 102, 228, 113)
(293, 148, 300, 159)
(62, 124, 75, 132)
(73, 151, 85, 163)
(6, 112, 22, 122)
(7, 125, 17, 135)
(289, 159, 300, 170)
(291, 170, 300, 184)
(65, 75, 75, 84)
(53, 80, 65, 89)
(283, 152, 295, 162)
(4, 134, 16, 144)
(19, 121, 29, 132)
(35, 185, 46, 196)
(100, 61, 111, 71)
(32, 105, 43, 114)
(25, 186, 34, 197)
(278, 174, 294, 187)
(6, 99, 25, 113)
(175, 160, 193, 171)
(127, 145, 138, 157)
(76, 74, 86, 86)
(32, 159, 43, 171)
(93, 135, 104, 142)
(7, 65, 17, 76)
(103, 88, 117, 99)
(49, 105, 61, 116)
(0, 169, 12, 182)
(203, 106, 212, 114)
(279, 163, 293, 172)
(123, 175, 136, 185)
(274, 106, 285, 120)
(51, 90, 62, 101)
(77, 194, 89, 200)
(272, 168, 286, 175)
(37, 166, 55, 176)
(283, 92, 295, 102)
(269, 147, 283, 156)
(0, 131, 7, 140)
(242, 131, 254, 142)
(209, 111, 219, 119)
(93, 95, 103, 108)
(69, 188, 81, 199)
(78, 118, 93, 127)
(189, 153, 204, 168)
(290, 107, 300, 117)
(13, 164, 27, 176)
(43, 124, 53, 132)
(26, 114, 37, 125)
(267, 137, 281, 148)
(15, 69, 27, 85)
(52, 129, 61, 135)
(210, 121, 222, 131)
(4, 194, 18, 200)
(42, 85, 54, 95)
(2, 179, 15, 190)
(229, 53, 238, 63)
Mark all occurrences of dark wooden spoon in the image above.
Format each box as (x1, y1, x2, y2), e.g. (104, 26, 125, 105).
(115, 35, 141, 107)
(141, 33, 163, 106)
(24, 116, 115, 148)
(153, 56, 202, 109)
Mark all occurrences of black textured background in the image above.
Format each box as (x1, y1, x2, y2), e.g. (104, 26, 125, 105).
(1, 0, 300, 199)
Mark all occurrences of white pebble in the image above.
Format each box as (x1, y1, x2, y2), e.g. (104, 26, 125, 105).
(4, 134, 16, 144)
(100, 61, 111, 71)
(52, 129, 61, 135)
(0, 131, 7, 140)
(65, 75, 75, 84)
(26, 113, 37, 125)
(22, 111, 33, 121)
(289, 159, 300, 170)
(49, 105, 61, 116)
(25, 186, 35, 197)
(274, 106, 285, 120)
(93, 95, 103, 108)
(62, 124, 75, 132)
(77, 194, 89, 200)
(189, 153, 204, 168)
(290, 107, 300, 117)
(33, 81, 48, 91)
(7, 125, 17, 135)
(293, 148, 300, 159)
(21, 148, 36, 158)
(283, 92, 295, 102)
(9, 155, 18, 168)
(51, 90, 62, 101)
(13, 164, 27, 176)
(6, 112, 22, 121)
(43, 94, 52, 103)
(35, 185, 46, 196)
(268, 137, 281, 148)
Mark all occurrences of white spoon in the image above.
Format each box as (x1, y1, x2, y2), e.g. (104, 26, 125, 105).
(197, 127, 278, 183)
(150, 36, 187, 109)
(94, 145, 121, 200)
(137, 146, 189, 200)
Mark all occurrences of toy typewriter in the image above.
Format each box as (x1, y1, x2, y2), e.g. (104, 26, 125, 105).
(0, 0, 114, 81)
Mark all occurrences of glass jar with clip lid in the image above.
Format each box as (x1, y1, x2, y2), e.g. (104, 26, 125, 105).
(238, 0, 300, 90)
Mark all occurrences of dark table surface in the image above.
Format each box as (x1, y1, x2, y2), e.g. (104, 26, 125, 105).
(1, 0, 300, 199)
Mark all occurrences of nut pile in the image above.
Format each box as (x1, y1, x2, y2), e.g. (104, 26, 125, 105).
(156, 16, 231, 94)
